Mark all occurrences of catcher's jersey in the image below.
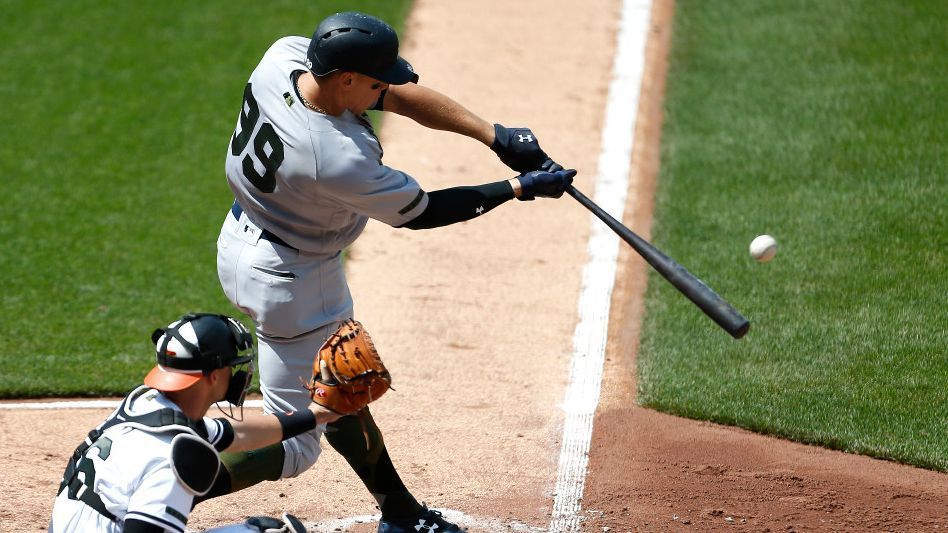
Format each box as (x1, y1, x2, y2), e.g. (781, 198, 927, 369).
(49, 387, 230, 533)
(226, 36, 429, 254)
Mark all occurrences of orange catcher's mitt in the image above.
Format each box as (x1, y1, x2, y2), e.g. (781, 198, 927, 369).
(306, 319, 392, 415)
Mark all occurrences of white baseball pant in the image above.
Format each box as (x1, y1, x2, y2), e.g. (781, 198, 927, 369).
(217, 209, 353, 477)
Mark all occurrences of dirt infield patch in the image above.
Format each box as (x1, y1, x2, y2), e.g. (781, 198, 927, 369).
(583, 407, 948, 531)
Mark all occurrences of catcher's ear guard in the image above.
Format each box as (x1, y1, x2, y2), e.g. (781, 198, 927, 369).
(170, 433, 220, 496)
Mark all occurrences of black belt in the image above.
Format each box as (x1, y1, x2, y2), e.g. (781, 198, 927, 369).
(231, 202, 297, 250)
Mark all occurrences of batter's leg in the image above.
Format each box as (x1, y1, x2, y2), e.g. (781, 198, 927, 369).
(216, 212, 426, 516)
(195, 331, 327, 504)
(325, 409, 423, 521)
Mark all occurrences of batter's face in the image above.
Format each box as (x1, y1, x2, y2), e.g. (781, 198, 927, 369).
(343, 73, 389, 114)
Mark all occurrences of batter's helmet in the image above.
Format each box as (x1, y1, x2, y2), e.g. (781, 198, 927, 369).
(144, 313, 254, 392)
(306, 11, 418, 84)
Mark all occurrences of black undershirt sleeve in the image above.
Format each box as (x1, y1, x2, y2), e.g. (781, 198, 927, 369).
(399, 180, 515, 230)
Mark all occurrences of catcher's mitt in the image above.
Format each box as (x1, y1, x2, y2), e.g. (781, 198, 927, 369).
(306, 319, 392, 415)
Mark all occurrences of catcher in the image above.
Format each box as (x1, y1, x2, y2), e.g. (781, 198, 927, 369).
(49, 313, 359, 533)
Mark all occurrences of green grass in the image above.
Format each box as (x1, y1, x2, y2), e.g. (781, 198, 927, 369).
(0, 0, 411, 396)
(638, 0, 947, 471)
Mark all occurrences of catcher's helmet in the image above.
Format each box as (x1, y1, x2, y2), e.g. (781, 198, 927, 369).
(144, 313, 254, 392)
(306, 11, 418, 84)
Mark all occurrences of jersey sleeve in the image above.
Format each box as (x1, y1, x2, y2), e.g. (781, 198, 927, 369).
(316, 136, 429, 226)
(125, 463, 193, 533)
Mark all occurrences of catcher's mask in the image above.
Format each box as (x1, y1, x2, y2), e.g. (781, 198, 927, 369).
(306, 11, 418, 85)
(145, 313, 255, 407)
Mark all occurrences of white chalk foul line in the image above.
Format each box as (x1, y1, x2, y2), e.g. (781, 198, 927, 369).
(548, 0, 653, 531)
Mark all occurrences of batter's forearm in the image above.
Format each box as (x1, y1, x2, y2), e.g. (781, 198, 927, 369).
(384, 83, 495, 145)
(400, 180, 515, 230)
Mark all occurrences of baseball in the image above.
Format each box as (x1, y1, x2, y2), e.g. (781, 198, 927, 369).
(749, 234, 778, 262)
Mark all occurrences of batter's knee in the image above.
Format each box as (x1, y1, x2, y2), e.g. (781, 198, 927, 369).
(280, 428, 323, 478)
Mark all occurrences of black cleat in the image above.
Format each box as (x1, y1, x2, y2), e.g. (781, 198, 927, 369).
(377, 505, 466, 532)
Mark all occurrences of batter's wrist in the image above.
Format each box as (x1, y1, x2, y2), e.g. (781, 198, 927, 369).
(508, 177, 522, 199)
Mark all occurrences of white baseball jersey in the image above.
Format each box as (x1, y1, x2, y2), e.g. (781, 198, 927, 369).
(50, 386, 231, 533)
(226, 36, 429, 254)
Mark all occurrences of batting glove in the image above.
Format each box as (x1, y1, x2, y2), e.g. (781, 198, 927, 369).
(517, 169, 576, 201)
(491, 123, 563, 173)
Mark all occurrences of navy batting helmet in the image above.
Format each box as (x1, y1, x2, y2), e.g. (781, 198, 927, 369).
(306, 11, 418, 84)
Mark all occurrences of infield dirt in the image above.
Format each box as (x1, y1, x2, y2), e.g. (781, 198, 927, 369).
(2, 0, 945, 531)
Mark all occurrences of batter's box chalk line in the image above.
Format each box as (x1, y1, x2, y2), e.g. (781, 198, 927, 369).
(188, 510, 547, 532)
(308, 510, 545, 532)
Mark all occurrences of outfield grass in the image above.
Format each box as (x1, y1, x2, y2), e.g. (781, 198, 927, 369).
(0, 0, 411, 396)
(637, 0, 947, 471)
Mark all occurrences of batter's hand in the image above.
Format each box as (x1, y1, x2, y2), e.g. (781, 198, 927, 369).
(517, 169, 576, 201)
(491, 124, 564, 173)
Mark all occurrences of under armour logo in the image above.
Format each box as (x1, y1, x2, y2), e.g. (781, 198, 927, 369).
(517, 133, 534, 143)
(475, 206, 484, 215)
(415, 519, 439, 532)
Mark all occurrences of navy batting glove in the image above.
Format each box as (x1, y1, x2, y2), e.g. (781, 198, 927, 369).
(518, 169, 576, 201)
(491, 123, 561, 173)
(540, 157, 564, 173)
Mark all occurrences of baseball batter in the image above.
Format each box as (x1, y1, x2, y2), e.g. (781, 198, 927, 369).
(49, 313, 338, 533)
(213, 12, 574, 532)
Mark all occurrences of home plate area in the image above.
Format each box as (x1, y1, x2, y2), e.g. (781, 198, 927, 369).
(186, 509, 547, 532)
(308, 510, 546, 532)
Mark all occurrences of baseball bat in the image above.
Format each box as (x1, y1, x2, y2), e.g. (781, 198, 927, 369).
(566, 185, 750, 339)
